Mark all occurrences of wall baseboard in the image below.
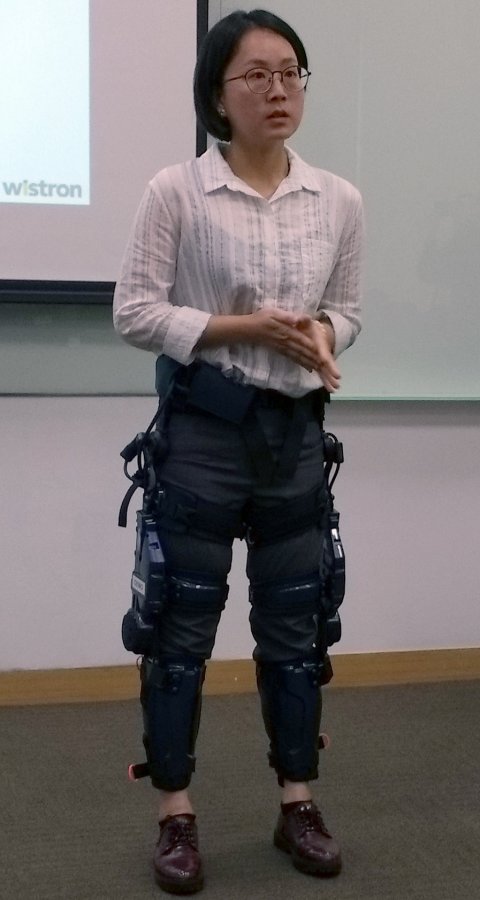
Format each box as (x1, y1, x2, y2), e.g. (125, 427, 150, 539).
(0, 648, 479, 707)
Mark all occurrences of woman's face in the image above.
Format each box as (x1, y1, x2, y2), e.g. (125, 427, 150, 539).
(219, 28, 305, 150)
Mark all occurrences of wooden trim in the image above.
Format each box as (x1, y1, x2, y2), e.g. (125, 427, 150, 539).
(1, 648, 479, 707)
(329, 648, 480, 687)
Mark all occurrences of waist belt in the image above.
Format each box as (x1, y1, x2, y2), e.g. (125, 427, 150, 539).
(157, 357, 328, 485)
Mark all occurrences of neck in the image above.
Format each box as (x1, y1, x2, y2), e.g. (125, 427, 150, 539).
(223, 142, 290, 198)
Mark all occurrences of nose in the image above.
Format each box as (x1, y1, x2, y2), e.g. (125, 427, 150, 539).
(268, 70, 287, 98)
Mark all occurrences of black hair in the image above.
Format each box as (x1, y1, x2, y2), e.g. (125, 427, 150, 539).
(194, 9, 308, 142)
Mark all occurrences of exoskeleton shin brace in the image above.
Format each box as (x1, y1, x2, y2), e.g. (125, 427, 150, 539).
(139, 657, 205, 791)
(256, 658, 324, 785)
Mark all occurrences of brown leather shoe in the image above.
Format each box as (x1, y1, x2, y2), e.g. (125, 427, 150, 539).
(274, 801, 342, 876)
(153, 814, 204, 894)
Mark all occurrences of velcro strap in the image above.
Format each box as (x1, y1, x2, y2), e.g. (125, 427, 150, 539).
(157, 482, 246, 543)
(169, 573, 229, 611)
(246, 484, 327, 546)
(249, 573, 320, 614)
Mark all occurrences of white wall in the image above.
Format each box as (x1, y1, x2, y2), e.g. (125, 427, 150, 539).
(212, 0, 480, 400)
(1, 396, 478, 672)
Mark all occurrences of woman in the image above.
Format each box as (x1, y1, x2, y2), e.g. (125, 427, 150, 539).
(114, 8, 364, 895)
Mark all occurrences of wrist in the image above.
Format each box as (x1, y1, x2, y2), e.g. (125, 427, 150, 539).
(196, 313, 253, 349)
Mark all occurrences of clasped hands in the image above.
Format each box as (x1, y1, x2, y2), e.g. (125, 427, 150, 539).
(251, 307, 341, 392)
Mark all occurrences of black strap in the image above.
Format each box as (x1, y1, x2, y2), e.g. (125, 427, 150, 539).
(118, 480, 142, 528)
(157, 482, 246, 543)
(245, 483, 327, 546)
(276, 396, 309, 480)
(242, 407, 277, 483)
(172, 360, 256, 423)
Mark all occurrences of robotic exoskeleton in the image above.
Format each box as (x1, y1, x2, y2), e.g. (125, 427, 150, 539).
(118, 357, 346, 790)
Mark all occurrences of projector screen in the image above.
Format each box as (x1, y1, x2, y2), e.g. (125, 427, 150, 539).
(1, 0, 90, 206)
(0, 0, 199, 283)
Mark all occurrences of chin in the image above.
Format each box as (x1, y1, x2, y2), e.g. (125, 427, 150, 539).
(267, 116, 298, 134)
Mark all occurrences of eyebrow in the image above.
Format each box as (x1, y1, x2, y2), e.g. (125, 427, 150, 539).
(244, 57, 298, 67)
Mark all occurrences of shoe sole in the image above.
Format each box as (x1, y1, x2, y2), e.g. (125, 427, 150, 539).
(274, 830, 342, 877)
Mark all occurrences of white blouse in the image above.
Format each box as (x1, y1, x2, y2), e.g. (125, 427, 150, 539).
(113, 142, 364, 397)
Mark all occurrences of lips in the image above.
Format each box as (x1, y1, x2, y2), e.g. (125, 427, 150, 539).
(267, 110, 289, 119)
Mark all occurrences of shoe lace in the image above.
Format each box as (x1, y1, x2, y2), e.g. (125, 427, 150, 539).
(166, 819, 196, 847)
(295, 804, 331, 838)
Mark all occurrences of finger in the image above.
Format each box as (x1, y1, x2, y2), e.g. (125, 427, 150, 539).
(320, 372, 341, 392)
(318, 361, 341, 391)
(277, 331, 317, 358)
(289, 344, 319, 368)
(270, 309, 303, 327)
(279, 343, 316, 369)
(292, 344, 325, 370)
(287, 326, 317, 349)
(292, 313, 313, 329)
(321, 358, 341, 379)
(316, 357, 341, 380)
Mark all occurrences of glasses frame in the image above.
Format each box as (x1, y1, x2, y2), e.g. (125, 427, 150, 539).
(223, 65, 311, 95)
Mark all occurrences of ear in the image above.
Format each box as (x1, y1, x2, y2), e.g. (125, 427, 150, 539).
(216, 92, 226, 116)
(215, 87, 227, 118)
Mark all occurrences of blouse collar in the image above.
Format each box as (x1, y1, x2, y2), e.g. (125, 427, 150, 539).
(199, 142, 323, 199)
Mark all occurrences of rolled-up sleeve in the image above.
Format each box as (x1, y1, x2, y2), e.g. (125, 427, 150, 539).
(113, 182, 211, 364)
(321, 187, 365, 356)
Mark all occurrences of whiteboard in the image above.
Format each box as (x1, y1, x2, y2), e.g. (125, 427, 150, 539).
(213, 0, 480, 400)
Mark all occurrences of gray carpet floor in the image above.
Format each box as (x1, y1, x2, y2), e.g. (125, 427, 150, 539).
(0, 680, 479, 900)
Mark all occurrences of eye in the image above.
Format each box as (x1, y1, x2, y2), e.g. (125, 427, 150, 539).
(249, 68, 269, 81)
(284, 66, 300, 81)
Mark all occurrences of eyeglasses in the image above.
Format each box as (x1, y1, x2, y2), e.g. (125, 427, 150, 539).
(223, 65, 311, 94)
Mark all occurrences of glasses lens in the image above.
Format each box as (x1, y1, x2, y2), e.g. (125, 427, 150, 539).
(246, 68, 272, 93)
(283, 66, 308, 92)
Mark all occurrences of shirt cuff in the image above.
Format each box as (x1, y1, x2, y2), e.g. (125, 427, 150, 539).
(162, 306, 212, 364)
(324, 310, 355, 357)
